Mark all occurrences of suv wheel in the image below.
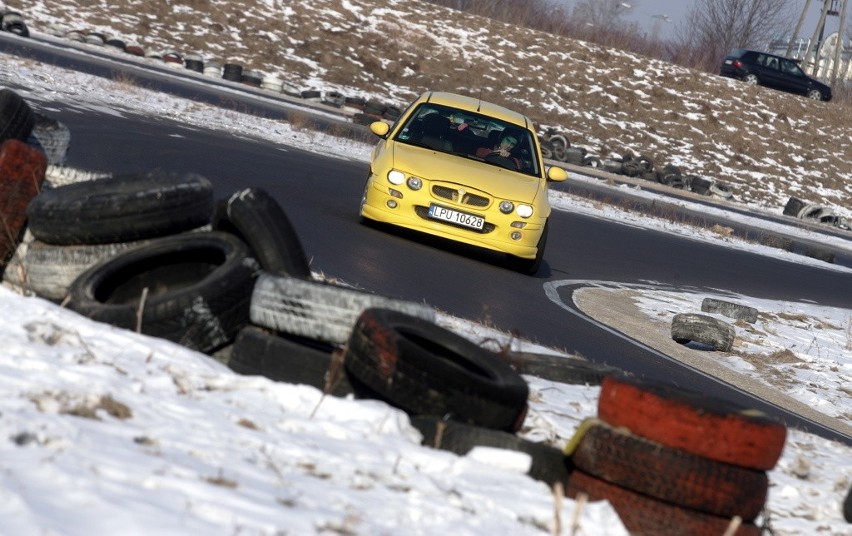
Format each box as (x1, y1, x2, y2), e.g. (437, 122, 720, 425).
(743, 74, 758, 85)
(807, 89, 823, 100)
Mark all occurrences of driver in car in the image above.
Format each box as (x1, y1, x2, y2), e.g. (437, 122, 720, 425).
(476, 131, 521, 169)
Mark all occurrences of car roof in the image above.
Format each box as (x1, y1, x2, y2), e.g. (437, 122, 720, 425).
(417, 91, 531, 129)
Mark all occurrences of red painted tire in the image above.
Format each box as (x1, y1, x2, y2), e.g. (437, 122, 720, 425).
(566, 470, 762, 536)
(598, 375, 786, 470)
(0, 139, 47, 264)
(570, 420, 768, 520)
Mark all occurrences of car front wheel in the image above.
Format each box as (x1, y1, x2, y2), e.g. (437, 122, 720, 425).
(742, 74, 758, 85)
(807, 89, 823, 100)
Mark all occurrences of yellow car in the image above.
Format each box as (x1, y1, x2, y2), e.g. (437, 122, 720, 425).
(359, 91, 568, 275)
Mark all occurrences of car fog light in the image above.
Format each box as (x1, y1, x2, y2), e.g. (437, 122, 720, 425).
(510, 231, 522, 240)
(387, 170, 405, 185)
(407, 177, 422, 190)
(510, 221, 527, 228)
(387, 200, 398, 209)
(517, 204, 533, 218)
(388, 188, 403, 199)
(499, 200, 514, 214)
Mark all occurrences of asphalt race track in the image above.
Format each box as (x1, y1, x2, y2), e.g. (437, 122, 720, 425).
(4, 30, 850, 444)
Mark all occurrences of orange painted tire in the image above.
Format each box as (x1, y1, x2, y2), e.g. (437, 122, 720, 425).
(0, 139, 47, 264)
(566, 470, 762, 536)
(570, 420, 768, 520)
(598, 375, 786, 470)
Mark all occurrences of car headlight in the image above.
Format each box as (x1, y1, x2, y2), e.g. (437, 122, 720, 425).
(517, 204, 533, 218)
(407, 176, 422, 190)
(387, 170, 405, 185)
(499, 200, 514, 214)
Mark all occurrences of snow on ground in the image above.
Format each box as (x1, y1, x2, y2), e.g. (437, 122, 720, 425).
(1, 46, 852, 535)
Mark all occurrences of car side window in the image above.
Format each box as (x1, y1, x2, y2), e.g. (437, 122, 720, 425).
(781, 59, 803, 76)
(756, 54, 768, 66)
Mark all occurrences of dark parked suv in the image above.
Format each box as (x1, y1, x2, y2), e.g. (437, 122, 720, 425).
(720, 48, 832, 101)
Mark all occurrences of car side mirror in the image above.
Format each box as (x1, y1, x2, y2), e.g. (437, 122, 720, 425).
(370, 121, 390, 137)
(546, 166, 568, 182)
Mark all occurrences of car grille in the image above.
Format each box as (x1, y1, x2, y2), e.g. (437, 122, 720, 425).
(414, 206, 495, 233)
(432, 185, 490, 208)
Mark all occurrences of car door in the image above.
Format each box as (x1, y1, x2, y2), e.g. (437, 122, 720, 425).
(757, 54, 787, 90)
(778, 58, 811, 96)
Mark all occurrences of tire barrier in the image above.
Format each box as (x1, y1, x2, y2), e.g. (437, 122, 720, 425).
(783, 196, 850, 231)
(596, 374, 787, 470)
(26, 171, 215, 245)
(222, 63, 243, 82)
(1, 11, 30, 37)
(343, 307, 529, 432)
(671, 312, 736, 351)
(249, 272, 435, 345)
(700, 297, 758, 324)
(67, 231, 260, 354)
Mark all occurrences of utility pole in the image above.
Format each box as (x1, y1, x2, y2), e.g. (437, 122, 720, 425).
(831, 0, 849, 85)
(786, 0, 814, 57)
(803, 0, 835, 76)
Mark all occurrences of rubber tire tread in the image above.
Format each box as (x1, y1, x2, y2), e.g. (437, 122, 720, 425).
(0, 88, 35, 143)
(344, 307, 529, 432)
(250, 272, 435, 344)
(597, 374, 787, 470)
(4, 237, 149, 301)
(29, 112, 71, 166)
(0, 140, 47, 265)
(671, 313, 735, 351)
(570, 420, 768, 520)
(27, 171, 214, 245)
(700, 297, 758, 323)
(782, 196, 805, 217)
(410, 416, 569, 486)
(228, 325, 352, 397)
(213, 188, 311, 279)
(67, 231, 259, 354)
(565, 470, 762, 536)
(494, 352, 620, 385)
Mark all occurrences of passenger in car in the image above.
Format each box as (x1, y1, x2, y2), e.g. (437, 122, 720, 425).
(476, 131, 521, 169)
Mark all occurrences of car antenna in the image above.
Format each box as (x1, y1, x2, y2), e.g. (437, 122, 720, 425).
(477, 89, 483, 112)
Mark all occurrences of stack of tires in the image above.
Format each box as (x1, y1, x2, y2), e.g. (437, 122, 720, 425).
(670, 297, 758, 352)
(565, 374, 786, 535)
(6, 171, 262, 356)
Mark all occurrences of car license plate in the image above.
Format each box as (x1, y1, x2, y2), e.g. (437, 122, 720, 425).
(428, 204, 484, 230)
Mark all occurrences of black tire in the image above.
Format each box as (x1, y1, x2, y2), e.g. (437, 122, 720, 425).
(495, 352, 621, 385)
(212, 188, 311, 279)
(411, 416, 569, 486)
(250, 272, 435, 344)
(27, 171, 215, 245)
(700, 297, 758, 323)
(843, 484, 852, 522)
(4, 238, 149, 301)
(570, 420, 768, 520)
(228, 326, 352, 397)
(581, 155, 601, 168)
(783, 196, 806, 217)
(67, 231, 260, 354)
(344, 308, 530, 432)
(688, 175, 713, 195)
(222, 63, 243, 82)
(1, 12, 28, 37)
(670, 313, 734, 351)
(0, 88, 35, 144)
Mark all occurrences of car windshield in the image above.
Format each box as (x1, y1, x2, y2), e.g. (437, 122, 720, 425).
(393, 103, 541, 177)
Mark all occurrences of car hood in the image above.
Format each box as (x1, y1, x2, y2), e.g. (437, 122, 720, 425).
(391, 142, 542, 202)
